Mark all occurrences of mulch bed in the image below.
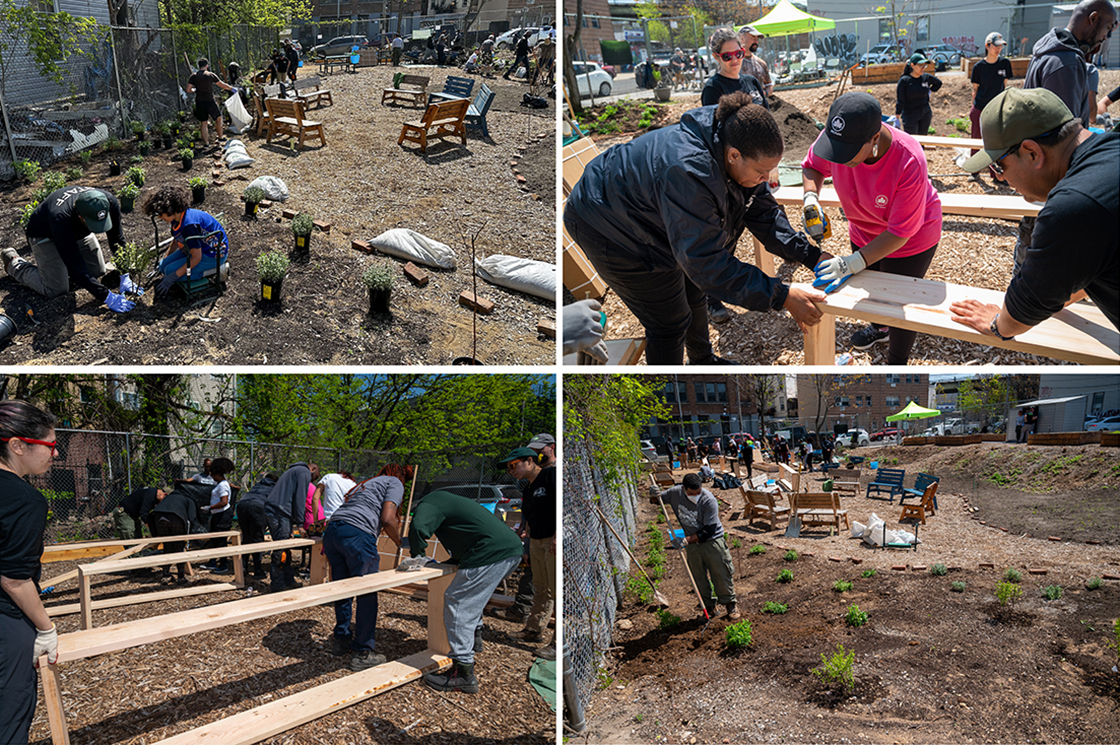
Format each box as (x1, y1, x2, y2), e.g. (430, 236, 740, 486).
(0, 64, 556, 365)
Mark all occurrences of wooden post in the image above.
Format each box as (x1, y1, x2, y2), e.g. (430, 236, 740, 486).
(426, 571, 453, 655)
(752, 236, 777, 276)
(309, 537, 328, 585)
(78, 570, 93, 631)
(393, 465, 419, 568)
(40, 657, 70, 745)
(804, 315, 835, 365)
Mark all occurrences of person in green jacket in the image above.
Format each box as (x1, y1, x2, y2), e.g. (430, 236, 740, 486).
(409, 489, 523, 694)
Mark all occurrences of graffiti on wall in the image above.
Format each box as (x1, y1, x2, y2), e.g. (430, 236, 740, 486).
(813, 33, 861, 68)
(942, 35, 980, 56)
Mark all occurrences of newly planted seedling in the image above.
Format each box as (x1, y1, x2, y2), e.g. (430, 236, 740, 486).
(1003, 567, 1022, 583)
(1041, 585, 1063, 601)
(776, 568, 794, 583)
(930, 564, 948, 576)
(1086, 577, 1103, 590)
(750, 544, 766, 555)
(655, 608, 681, 629)
(812, 643, 855, 694)
(762, 601, 788, 614)
(724, 619, 753, 649)
(845, 603, 868, 627)
(861, 569, 877, 578)
(784, 550, 798, 562)
(995, 580, 1023, 607)
(125, 165, 146, 187)
(833, 580, 853, 593)
(951, 581, 967, 593)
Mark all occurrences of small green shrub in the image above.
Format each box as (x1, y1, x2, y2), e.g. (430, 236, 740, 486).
(64, 166, 84, 181)
(1086, 577, 1103, 590)
(79, 150, 92, 166)
(29, 187, 51, 204)
(118, 183, 140, 200)
(1003, 567, 1022, 583)
(130, 120, 146, 135)
(951, 581, 967, 593)
(125, 166, 146, 187)
(105, 135, 121, 151)
(724, 619, 753, 649)
(18, 202, 37, 227)
(784, 550, 798, 562)
(762, 601, 788, 614)
(930, 564, 948, 576)
(1109, 619, 1120, 664)
(946, 116, 970, 133)
(14, 159, 41, 182)
(927, 126, 936, 135)
(845, 603, 868, 627)
(129, 155, 144, 165)
(255, 250, 290, 282)
(729, 537, 742, 550)
(812, 643, 855, 693)
(243, 185, 266, 205)
(175, 136, 193, 151)
(291, 212, 314, 237)
(189, 176, 209, 190)
(625, 575, 653, 604)
(361, 263, 395, 292)
(655, 512, 665, 524)
(749, 544, 766, 555)
(995, 580, 1023, 607)
(656, 608, 681, 629)
(42, 171, 68, 192)
(112, 241, 153, 276)
(861, 569, 877, 578)
(1041, 585, 1063, 601)
(776, 568, 793, 583)
(155, 121, 171, 136)
(178, 148, 195, 161)
(833, 580, 853, 593)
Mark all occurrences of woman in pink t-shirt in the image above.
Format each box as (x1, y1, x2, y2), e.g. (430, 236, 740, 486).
(800, 91, 941, 364)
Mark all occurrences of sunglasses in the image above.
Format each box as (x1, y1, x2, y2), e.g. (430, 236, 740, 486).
(717, 49, 745, 61)
(2, 436, 57, 451)
(989, 125, 1061, 176)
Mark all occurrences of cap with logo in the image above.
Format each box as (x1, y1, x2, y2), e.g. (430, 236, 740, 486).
(74, 190, 112, 233)
(527, 433, 555, 451)
(909, 52, 930, 65)
(812, 92, 883, 164)
(739, 25, 765, 38)
(498, 446, 538, 465)
(960, 87, 1074, 172)
(985, 31, 1007, 46)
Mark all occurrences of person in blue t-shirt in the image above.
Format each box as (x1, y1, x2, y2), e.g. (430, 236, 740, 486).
(142, 186, 229, 295)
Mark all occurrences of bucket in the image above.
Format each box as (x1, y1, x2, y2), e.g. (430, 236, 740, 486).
(0, 314, 16, 346)
(870, 460, 879, 469)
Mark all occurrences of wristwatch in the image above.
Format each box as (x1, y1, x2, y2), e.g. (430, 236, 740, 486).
(989, 312, 1015, 341)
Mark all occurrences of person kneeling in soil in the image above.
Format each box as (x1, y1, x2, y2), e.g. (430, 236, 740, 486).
(663, 473, 739, 619)
(408, 488, 524, 694)
(143, 186, 229, 297)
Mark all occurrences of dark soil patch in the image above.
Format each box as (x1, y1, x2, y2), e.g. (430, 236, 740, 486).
(768, 95, 824, 159)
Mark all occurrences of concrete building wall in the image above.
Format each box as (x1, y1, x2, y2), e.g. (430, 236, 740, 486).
(1039, 374, 1120, 416)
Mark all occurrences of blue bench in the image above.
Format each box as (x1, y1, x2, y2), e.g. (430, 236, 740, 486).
(866, 467, 906, 502)
(465, 83, 494, 139)
(902, 473, 940, 510)
(429, 75, 475, 105)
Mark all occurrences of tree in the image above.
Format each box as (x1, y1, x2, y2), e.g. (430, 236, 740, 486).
(0, 2, 99, 102)
(737, 374, 781, 441)
(803, 374, 871, 443)
(563, 0, 585, 116)
(870, 0, 916, 53)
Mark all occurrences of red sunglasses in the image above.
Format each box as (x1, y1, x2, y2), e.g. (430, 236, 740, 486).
(718, 49, 745, 61)
(2, 436, 57, 451)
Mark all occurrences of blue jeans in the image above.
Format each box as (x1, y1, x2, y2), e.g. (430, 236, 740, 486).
(322, 521, 381, 652)
(159, 250, 191, 281)
(264, 504, 295, 591)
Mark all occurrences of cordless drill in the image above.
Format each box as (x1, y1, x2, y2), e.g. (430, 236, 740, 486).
(802, 192, 832, 245)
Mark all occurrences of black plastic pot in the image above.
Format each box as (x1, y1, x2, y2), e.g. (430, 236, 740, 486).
(192, 187, 205, 203)
(134, 130, 146, 141)
(0, 313, 17, 347)
(245, 201, 259, 217)
(369, 287, 391, 314)
(138, 142, 150, 156)
(177, 111, 187, 122)
(451, 356, 485, 365)
(163, 136, 174, 149)
(181, 157, 193, 171)
(294, 233, 311, 256)
(261, 278, 282, 302)
(109, 161, 120, 176)
(119, 196, 135, 213)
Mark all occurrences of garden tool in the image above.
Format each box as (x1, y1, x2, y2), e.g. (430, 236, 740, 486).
(591, 502, 669, 608)
(655, 491, 712, 637)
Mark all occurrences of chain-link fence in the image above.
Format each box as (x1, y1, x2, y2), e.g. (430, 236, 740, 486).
(0, 19, 277, 180)
(562, 431, 641, 728)
(31, 428, 526, 544)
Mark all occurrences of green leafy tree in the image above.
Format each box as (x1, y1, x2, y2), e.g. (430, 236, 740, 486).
(564, 0, 585, 116)
(0, 1, 100, 101)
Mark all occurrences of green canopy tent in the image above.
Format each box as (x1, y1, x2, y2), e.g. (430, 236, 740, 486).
(750, 0, 836, 37)
(886, 401, 942, 434)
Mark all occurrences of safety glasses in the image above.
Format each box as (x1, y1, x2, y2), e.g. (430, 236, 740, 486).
(2, 436, 57, 451)
(989, 125, 1061, 176)
(717, 49, 745, 61)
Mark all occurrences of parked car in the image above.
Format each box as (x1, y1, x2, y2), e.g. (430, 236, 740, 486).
(496, 26, 541, 50)
(640, 439, 661, 461)
(870, 427, 901, 441)
(835, 428, 870, 448)
(308, 35, 369, 57)
(859, 43, 906, 66)
(429, 484, 522, 513)
(572, 61, 612, 98)
(919, 44, 962, 69)
(1085, 415, 1120, 432)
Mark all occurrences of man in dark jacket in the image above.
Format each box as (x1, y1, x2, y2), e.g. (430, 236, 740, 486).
(503, 32, 532, 81)
(953, 88, 1119, 335)
(564, 103, 826, 364)
(237, 473, 277, 579)
(114, 486, 164, 540)
(149, 488, 206, 582)
(2, 186, 134, 312)
(264, 462, 319, 592)
(283, 39, 300, 82)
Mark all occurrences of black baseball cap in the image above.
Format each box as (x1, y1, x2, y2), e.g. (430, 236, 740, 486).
(813, 92, 883, 164)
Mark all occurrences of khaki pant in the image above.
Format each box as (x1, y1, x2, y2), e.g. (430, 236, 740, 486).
(523, 536, 556, 638)
(7, 234, 107, 298)
(685, 535, 736, 609)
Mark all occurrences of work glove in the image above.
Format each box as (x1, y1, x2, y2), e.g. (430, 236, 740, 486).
(33, 624, 58, 666)
(157, 272, 179, 296)
(119, 272, 144, 296)
(396, 556, 434, 572)
(813, 252, 867, 294)
(670, 535, 685, 550)
(104, 292, 135, 313)
(562, 299, 609, 363)
(802, 191, 831, 244)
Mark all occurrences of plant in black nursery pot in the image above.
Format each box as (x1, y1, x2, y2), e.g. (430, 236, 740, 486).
(179, 148, 194, 170)
(256, 250, 290, 302)
(118, 183, 140, 213)
(243, 185, 265, 216)
(109, 159, 120, 176)
(131, 120, 146, 141)
(189, 176, 208, 203)
(362, 262, 394, 314)
(291, 212, 314, 255)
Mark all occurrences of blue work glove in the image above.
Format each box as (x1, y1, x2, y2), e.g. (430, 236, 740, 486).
(119, 273, 144, 296)
(670, 535, 685, 550)
(157, 272, 179, 295)
(104, 292, 135, 313)
(812, 252, 867, 294)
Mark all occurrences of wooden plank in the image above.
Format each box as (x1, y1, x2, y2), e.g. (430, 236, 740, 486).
(154, 650, 450, 745)
(47, 582, 240, 617)
(773, 186, 1041, 220)
(82, 538, 316, 575)
(562, 222, 608, 300)
(752, 235, 777, 276)
(42, 531, 241, 562)
(40, 656, 70, 745)
(56, 565, 453, 663)
(44, 543, 148, 587)
(561, 137, 601, 196)
(426, 571, 453, 655)
(562, 337, 646, 366)
(912, 134, 984, 150)
(791, 271, 1119, 365)
(804, 314, 836, 365)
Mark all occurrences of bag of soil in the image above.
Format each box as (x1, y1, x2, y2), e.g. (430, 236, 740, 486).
(247, 176, 289, 201)
(369, 228, 456, 269)
(474, 255, 555, 300)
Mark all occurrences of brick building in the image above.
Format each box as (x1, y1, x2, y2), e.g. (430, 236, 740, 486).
(797, 373, 930, 433)
(641, 374, 790, 443)
(563, 0, 615, 62)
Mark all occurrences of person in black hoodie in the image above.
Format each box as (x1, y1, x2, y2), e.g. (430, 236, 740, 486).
(264, 462, 320, 592)
(237, 472, 276, 579)
(149, 487, 206, 583)
(564, 92, 827, 364)
(895, 53, 942, 136)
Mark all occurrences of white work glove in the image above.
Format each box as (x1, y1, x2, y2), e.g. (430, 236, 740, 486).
(34, 624, 58, 666)
(813, 252, 867, 293)
(563, 299, 608, 363)
(396, 556, 434, 572)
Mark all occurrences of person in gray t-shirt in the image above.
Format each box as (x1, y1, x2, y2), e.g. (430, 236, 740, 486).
(662, 472, 738, 619)
(321, 465, 412, 671)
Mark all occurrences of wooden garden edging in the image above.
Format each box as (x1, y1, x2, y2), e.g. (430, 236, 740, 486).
(1027, 431, 1103, 446)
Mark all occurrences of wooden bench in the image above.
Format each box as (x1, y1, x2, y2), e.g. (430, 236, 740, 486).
(911, 134, 984, 150)
(866, 467, 906, 502)
(381, 74, 430, 106)
(398, 98, 469, 154)
(40, 564, 456, 745)
(428, 74, 474, 105)
(293, 75, 333, 108)
(793, 491, 849, 532)
(465, 83, 495, 139)
(741, 488, 790, 530)
(902, 472, 940, 507)
(265, 97, 326, 149)
(778, 462, 802, 493)
(41, 530, 240, 564)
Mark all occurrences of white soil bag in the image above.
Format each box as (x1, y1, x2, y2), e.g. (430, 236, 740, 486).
(369, 229, 456, 269)
(225, 95, 253, 133)
(247, 176, 289, 202)
(223, 140, 255, 169)
(474, 255, 556, 300)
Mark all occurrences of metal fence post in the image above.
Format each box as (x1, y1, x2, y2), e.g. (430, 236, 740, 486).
(125, 433, 132, 493)
(109, 25, 128, 137)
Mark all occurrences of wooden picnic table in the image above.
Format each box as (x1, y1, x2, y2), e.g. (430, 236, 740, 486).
(318, 55, 354, 75)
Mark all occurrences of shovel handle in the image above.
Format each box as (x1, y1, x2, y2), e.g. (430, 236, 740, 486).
(592, 502, 661, 596)
(656, 491, 711, 621)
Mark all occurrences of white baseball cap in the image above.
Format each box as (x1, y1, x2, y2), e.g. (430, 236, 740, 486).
(985, 32, 1007, 46)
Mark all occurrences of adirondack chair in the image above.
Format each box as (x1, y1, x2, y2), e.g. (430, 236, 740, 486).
(866, 467, 906, 502)
(398, 98, 469, 154)
(465, 83, 494, 139)
(902, 473, 940, 509)
(265, 98, 326, 149)
(899, 481, 938, 524)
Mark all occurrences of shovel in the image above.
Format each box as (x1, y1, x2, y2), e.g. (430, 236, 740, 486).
(655, 491, 712, 637)
(591, 502, 669, 607)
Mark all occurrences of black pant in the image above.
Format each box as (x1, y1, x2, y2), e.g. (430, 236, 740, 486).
(855, 242, 937, 364)
(207, 508, 233, 568)
(0, 612, 37, 745)
(901, 109, 932, 136)
(505, 53, 530, 79)
(237, 500, 268, 575)
(264, 503, 295, 591)
(153, 514, 188, 578)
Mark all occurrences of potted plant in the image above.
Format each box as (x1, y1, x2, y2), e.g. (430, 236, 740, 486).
(155, 121, 171, 149)
(362, 262, 394, 314)
(108, 159, 121, 176)
(256, 249, 289, 302)
(170, 119, 181, 136)
(243, 185, 266, 216)
(125, 165, 146, 187)
(291, 212, 314, 255)
(189, 176, 208, 203)
(179, 147, 194, 170)
(138, 140, 150, 156)
(652, 68, 671, 102)
(177, 110, 187, 123)
(111, 240, 153, 287)
(118, 183, 140, 213)
(131, 120, 146, 141)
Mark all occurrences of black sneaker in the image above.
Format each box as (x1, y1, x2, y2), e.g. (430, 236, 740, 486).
(687, 353, 737, 365)
(707, 298, 732, 324)
(851, 324, 890, 350)
(422, 661, 479, 694)
(330, 635, 352, 656)
(350, 650, 387, 671)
